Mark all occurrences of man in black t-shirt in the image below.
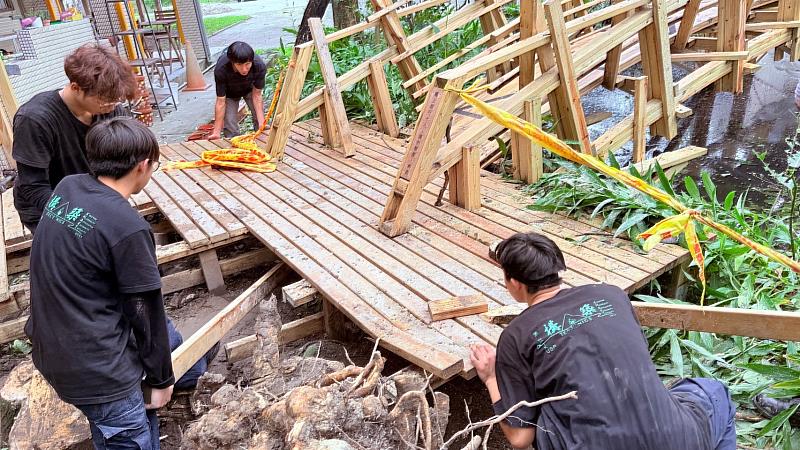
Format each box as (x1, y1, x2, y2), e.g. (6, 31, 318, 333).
(12, 44, 137, 233)
(470, 233, 736, 450)
(27, 118, 173, 449)
(208, 41, 267, 139)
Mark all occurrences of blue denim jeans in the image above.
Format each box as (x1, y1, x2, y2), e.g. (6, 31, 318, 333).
(670, 378, 737, 450)
(76, 318, 207, 449)
(77, 388, 159, 450)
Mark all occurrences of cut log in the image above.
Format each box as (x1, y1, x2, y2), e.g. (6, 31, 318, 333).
(428, 294, 488, 321)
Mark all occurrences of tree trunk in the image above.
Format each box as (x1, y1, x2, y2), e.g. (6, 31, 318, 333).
(332, 0, 359, 29)
(295, 0, 330, 46)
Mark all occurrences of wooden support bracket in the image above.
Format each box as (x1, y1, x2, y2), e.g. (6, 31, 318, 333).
(511, 97, 543, 184)
(266, 45, 314, 159)
(367, 61, 400, 138)
(370, 0, 426, 95)
(630, 76, 648, 163)
(319, 89, 343, 149)
(309, 18, 356, 157)
(544, 0, 592, 154)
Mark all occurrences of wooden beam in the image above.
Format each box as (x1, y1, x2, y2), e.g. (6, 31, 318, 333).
(544, 0, 591, 154)
(428, 294, 488, 322)
(224, 311, 325, 363)
(630, 76, 648, 163)
(716, 0, 747, 93)
(602, 0, 631, 89)
(447, 145, 481, 211)
(318, 92, 343, 149)
(0, 316, 26, 344)
(367, 61, 400, 138)
(309, 18, 356, 157)
(0, 59, 18, 170)
(282, 279, 319, 307)
(162, 248, 274, 295)
(688, 36, 718, 52)
(370, 0, 426, 94)
(670, 51, 749, 61)
(672, 0, 702, 51)
(519, 0, 544, 87)
(638, 0, 677, 139)
(171, 262, 291, 380)
(745, 20, 800, 30)
(628, 145, 707, 173)
(266, 45, 314, 159)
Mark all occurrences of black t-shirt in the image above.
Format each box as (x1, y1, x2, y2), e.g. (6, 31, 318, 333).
(12, 90, 126, 223)
(25, 174, 165, 405)
(214, 53, 267, 100)
(494, 284, 712, 450)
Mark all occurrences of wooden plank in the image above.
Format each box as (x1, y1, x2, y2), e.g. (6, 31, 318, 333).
(402, 34, 493, 90)
(602, 0, 631, 89)
(670, 50, 749, 61)
(672, 0, 702, 50)
(512, 98, 543, 183)
(309, 18, 355, 158)
(745, 20, 800, 30)
(447, 145, 481, 211)
(367, 61, 400, 138)
(0, 316, 26, 344)
(151, 172, 228, 243)
(629, 145, 708, 173)
(318, 91, 343, 149)
(143, 179, 209, 248)
(2, 190, 24, 243)
(631, 76, 648, 163)
(370, 0, 426, 94)
(224, 311, 325, 363)
(429, 294, 488, 321)
(198, 249, 226, 296)
(519, 0, 545, 87)
(182, 141, 467, 378)
(266, 45, 314, 160)
(544, 0, 592, 154)
(171, 263, 291, 380)
(282, 279, 319, 307)
(0, 59, 17, 169)
(716, 0, 747, 92)
(674, 61, 730, 102)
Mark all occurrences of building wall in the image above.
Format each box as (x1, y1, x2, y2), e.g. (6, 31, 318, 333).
(174, 0, 209, 63)
(8, 19, 95, 104)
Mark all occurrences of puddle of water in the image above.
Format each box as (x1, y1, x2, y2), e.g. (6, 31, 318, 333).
(582, 50, 800, 207)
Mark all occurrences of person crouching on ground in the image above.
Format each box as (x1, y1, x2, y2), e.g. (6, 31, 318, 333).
(25, 118, 212, 449)
(469, 232, 736, 450)
(208, 41, 267, 139)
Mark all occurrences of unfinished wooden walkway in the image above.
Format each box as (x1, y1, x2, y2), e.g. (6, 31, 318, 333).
(149, 121, 688, 379)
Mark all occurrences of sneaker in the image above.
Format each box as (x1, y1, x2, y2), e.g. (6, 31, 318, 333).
(753, 393, 800, 418)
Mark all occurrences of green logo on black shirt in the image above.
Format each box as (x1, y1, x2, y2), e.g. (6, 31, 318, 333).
(535, 299, 616, 353)
(44, 194, 97, 238)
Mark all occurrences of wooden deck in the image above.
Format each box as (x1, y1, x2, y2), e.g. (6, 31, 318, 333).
(149, 120, 688, 379)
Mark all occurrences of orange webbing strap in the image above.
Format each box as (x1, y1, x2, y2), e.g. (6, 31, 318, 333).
(163, 69, 286, 173)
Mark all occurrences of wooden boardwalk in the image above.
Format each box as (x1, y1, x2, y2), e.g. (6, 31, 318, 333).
(150, 120, 688, 379)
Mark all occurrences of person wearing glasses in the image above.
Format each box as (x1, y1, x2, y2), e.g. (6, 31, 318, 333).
(470, 232, 736, 450)
(12, 44, 137, 234)
(26, 118, 173, 449)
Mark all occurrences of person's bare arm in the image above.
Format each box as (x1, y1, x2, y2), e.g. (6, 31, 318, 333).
(251, 87, 265, 129)
(209, 96, 226, 139)
(471, 345, 536, 449)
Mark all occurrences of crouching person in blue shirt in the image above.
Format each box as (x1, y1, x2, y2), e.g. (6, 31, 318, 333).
(470, 232, 737, 450)
(25, 117, 215, 449)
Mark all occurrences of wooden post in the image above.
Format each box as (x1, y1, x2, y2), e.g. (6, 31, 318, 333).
(544, 0, 592, 154)
(366, 61, 400, 138)
(370, 0, 426, 95)
(323, 298, 351, 341)
(309, 18, 355, 157)
(519, 0, 547, 87)
(318, 89, 343, 148)
(630, 76, 648, 163)
(447, 145, 481, 210)
(266, 44, 314, 159)
(602, 1, 632, 90)
(379, 80, 463, 237)
(716, 0, 747, 93)
(0, 59, 18, 169)
(777, 0, 800, 60)
(480, 0, 511, 81)
(198, 249, 225, 296)
(637, 0, 677, 139)
(511, 97, 543, 183)
(672, 0, 702, 51)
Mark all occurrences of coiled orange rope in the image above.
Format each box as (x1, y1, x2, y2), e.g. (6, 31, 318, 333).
(163, 69, 286, 173)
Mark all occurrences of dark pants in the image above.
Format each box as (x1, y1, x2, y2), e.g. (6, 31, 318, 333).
(76, 319, 206, 449)
(223, 93, 261, 138)
(670, 378, 737, 450)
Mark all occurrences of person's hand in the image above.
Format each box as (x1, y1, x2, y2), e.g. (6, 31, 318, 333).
(144, 384, 174, 409)
(470, 344, 496, 384)
(207, 131, 221, 140)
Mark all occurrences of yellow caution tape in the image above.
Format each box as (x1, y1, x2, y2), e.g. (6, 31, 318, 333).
(446, 81, 800, 303)
(163, 68, 287, 173)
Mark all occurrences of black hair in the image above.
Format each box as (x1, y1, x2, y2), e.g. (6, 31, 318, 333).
(86, 117, 160, 179)
(492, 232, 566, 294)
(226, 41, 255, 64)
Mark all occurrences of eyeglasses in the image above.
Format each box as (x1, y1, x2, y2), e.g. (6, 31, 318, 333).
(150, 160, 161, 171)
